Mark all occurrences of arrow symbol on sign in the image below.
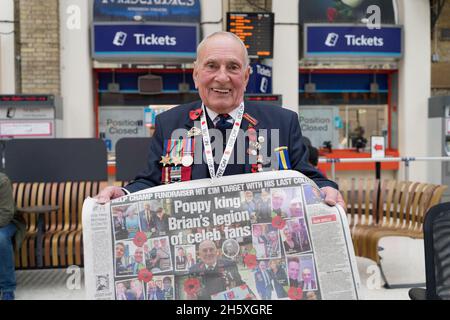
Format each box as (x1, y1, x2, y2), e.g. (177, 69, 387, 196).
(374, 144, 383, 151)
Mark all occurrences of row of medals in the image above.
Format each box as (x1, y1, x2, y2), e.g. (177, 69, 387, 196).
(159, 125, 266, 172)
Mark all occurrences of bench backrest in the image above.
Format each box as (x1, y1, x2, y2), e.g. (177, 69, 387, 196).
(337, 178, 447, 230)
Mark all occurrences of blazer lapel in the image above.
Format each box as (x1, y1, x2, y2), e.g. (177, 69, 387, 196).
(183, 102, 208, 180)
(240, 115, 252, 174)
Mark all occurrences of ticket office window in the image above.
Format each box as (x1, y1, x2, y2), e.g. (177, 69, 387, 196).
(339, 105, 388, 150)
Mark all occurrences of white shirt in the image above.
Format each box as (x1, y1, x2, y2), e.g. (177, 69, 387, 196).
(204, 105, 242, 125)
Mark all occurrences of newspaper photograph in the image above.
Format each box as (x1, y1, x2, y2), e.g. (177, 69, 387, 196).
(82, 171, 360, 300)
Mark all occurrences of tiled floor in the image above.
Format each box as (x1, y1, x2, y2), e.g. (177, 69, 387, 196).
(14, 236, 424, 300)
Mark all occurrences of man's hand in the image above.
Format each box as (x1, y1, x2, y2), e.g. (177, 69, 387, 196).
(94, 186, 126, 204)
(320, 186, 346, 208)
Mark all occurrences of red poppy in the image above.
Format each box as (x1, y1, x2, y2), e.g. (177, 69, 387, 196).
(288, 287, 303, 300)
(189, 108, 203, 121)
(243, 254, 257, 269)
(184, 278, 201, 296)
(327, 7, 337, 22)
(133, 232, 147, 247)
(138, 269, 153, 283)
(272, 216, 286, 230)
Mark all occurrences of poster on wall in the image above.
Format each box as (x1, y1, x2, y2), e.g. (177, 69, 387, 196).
(299, 106, 340, 150)
(93, 0, 201, 23)
(99, 107, 150, 152)
(299, 0, 398, 24)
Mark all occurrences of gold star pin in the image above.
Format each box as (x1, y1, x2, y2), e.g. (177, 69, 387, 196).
(171, 156, 182, 166)
(160, 155, 171, 167)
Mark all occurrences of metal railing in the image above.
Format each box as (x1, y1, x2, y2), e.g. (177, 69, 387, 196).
(319, 156, 450, 181)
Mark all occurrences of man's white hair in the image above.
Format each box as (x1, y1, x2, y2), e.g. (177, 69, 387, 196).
(196, 31, 250, 67)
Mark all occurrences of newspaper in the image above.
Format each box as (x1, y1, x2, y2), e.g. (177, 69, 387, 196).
(82, 171, 360, 300)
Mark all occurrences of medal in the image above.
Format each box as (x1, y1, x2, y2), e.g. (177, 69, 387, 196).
(187, 127, 202, 137)
(250, 141, 262, 150)
(182, 138, 194, 167)
(243, 113, 258, 126)
(171, 156, 182, 166)
(182, 155, 194, 167)
(170, 166, 182, 183)
(160, 155, 171, 167)
(274, 146, 292, 170)
(257, 155, 264, 164)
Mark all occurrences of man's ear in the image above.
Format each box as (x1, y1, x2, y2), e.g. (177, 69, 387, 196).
(193, 61, 199, 89)
(244, 65, 251, 88)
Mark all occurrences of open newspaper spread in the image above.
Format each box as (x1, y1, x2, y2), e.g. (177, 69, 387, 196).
(82, 171, 360, 300)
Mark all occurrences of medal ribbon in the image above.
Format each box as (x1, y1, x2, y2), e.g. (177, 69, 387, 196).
(200, 102, 244, 180)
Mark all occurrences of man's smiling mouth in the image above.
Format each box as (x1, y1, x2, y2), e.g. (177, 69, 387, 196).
(211, 88, 231, 94)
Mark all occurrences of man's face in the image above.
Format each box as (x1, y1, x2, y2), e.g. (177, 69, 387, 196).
(289, 201, 302, 216)
(199, 241, 217, 266)
(288, 261, 300, 280)
(245, 192, 253, 202)
(116, 244, 124, 258)
(178, 248, 185, 256)
(272, 195, 284, 210)
(283, 228, 291, 240)
(134, 248, 143, 263)
(193, 35, 250, 114)
(163, 279, 171, 290)
(131, 280, 142, 293)
(259, 261, 267, 271)
(302, 268, 312, 283)
(268, 231, 278, 241)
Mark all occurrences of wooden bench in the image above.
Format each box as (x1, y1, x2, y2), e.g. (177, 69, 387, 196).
(4, 138, 108, 269)
(13, 181, 108, 269)
(337, 178, 447, 263)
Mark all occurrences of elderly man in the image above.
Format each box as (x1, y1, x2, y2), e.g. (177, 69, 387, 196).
(299, 267, 317, 291)
(95, 32, 344, 208)
(288, 197, 304, 218)
(189, 240, 244, 299)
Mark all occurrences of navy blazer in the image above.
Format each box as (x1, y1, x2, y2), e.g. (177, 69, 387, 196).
(125, 100, 338, 193)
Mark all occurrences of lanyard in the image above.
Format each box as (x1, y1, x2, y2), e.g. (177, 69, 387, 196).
(200, 102, 244, 180)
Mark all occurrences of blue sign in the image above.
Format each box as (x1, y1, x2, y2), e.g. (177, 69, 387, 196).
(247, 63, 272, 94)
(304, 24, 402, 58)
(92, 23, 199, 60)
(94, 0, 201, 22)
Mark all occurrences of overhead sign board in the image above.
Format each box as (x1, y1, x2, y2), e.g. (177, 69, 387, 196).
(247, 63, 272, 94)
(93, 0, 201, 22)
(92, 22, 199, 61)
(304, 24, 403, 59)
(227, 12, 274, 59)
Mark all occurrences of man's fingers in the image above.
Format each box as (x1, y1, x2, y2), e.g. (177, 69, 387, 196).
(321, 186, 341, 207)
(324, 196, 337, 206)
(94, 186, 125, 204)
